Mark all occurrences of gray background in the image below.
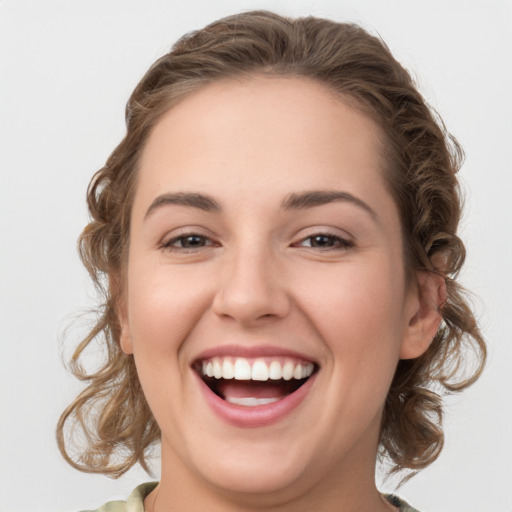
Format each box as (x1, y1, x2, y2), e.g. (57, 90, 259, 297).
(1, 1, 511, 511)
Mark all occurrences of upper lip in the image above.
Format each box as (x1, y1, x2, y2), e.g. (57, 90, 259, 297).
(192, 344, 318, 365)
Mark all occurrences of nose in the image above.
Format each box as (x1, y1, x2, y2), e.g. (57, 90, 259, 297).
(212, 245, 291, 326)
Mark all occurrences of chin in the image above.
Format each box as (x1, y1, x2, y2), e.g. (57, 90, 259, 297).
(162, 427, 323, 499)
(195, 452, 313, 497)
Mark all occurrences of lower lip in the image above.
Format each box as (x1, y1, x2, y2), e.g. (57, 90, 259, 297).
(195, 372, 317, 428)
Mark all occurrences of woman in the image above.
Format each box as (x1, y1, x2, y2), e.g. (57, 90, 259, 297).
(57, 11, 486, 512)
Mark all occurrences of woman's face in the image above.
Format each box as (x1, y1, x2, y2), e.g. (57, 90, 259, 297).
(120, 77, 426, 499)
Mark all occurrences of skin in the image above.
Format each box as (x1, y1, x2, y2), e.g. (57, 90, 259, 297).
(118, 76, 444, 511)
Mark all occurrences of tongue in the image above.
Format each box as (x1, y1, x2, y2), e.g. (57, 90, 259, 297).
(217, 380, 293, 401)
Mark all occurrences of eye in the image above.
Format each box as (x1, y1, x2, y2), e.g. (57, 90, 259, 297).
(161, 233, 217, 251)
(297, 233, 353, 250)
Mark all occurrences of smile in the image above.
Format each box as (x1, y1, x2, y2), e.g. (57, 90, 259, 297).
(193, 351, 319, 427)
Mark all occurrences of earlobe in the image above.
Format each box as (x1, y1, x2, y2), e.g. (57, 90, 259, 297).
(400, 270, 446, 360)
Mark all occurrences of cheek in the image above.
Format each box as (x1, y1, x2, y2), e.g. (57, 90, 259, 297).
(283, 257, 407, 459)
(295, 256, 406, 368)
(126, 263, 213, 358)
(124, 263, 215, 427)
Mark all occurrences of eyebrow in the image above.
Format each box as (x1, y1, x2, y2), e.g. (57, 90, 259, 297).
(144, 189, 377, 220)
(145, 192, 221, 219)
(281, 190, 377, 219)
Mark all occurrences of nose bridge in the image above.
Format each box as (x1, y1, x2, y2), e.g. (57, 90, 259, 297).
(212, 237, 289, 324)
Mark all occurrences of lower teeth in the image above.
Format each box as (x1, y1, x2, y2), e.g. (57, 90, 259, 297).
(225, 396, 282, 406)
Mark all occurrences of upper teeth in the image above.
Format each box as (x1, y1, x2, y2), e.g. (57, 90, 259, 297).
(201, 357, 314, 381)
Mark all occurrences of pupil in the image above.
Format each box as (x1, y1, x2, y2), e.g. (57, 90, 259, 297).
(312, 235, 332, 247)
(184, 235, 204, 247)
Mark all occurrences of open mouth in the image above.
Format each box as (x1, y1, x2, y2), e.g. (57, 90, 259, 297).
(193, 357, 318, 407)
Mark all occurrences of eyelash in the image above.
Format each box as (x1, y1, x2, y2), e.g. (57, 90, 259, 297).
(160, 232, 354, 252)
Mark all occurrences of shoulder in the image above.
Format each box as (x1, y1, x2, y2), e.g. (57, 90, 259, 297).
(81, 482, 158, 512)
(385, 494, 421, 512)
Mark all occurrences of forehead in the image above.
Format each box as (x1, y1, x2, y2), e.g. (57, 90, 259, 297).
(135, 76, 393, 219)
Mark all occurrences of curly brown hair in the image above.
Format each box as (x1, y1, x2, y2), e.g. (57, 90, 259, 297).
(57, 10, 486, 479)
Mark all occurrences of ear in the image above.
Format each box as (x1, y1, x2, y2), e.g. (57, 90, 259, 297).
(400, 270, 446, 359)
(109, 273, 134, 355)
